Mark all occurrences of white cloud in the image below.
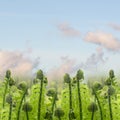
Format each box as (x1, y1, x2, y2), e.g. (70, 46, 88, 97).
(74, 47, 107, 75)
(47, 51, 107, 82)
(0, 50, 40, 77)
(58, 22, 80, 37)
(85, 31, 120, 51)
(47, 56, 76, 81)
(109, 23, 120, 31)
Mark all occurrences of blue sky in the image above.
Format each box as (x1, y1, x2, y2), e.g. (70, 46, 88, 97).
(0, 0, 120, 77)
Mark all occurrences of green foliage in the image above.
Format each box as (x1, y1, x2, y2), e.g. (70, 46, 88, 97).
(44, 109, 52, 120)
(5, 70, 11, 79)
(6, 94, 12, 104)
(54, 108, 64, 118)
(22, 102, 33, 112)
(76, 69, 84, 81)
(87, 102, 98, 112)
(108, 86, 116, 96)
(47, 88, 56, 97)
(64, 73, 71, 83)
(0, 69, 120, 120)
(9, 78, 15, 86)
(109, 69, 115, 79)
(93, 82, 103, 92)
(36, 69, 44, 80)
(17, 81, 27, 91)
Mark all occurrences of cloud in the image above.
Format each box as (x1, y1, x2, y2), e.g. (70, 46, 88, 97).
(74, 47, 107, 72)
(0, 50, 40, 77)
(84, 31, 120, 51)
(47, 56, 76, 81)
(47, 50, 107, 82)
(58, 23, 80, 37)
(109, 23, 120, 31)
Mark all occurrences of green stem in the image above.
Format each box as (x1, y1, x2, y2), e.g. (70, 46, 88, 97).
(17, 89, 27, 120)
(51, 92, 57, 120)
(77, 80, 82, 120)
(93, 89, 103, 120)
(3, 81, 8, 108)
(108, 87, 113, 120)
(69, 82, 72, 110)
(59, 116, 61, 120)
(26, 111, 29, 120)
(8, 101, 12, 120)
(91, 110, 94, 120)
(37, 80, 43, 120)
(69, 82, 72, 120)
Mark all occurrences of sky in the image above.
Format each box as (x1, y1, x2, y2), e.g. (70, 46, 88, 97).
(0, 0, 120, 79)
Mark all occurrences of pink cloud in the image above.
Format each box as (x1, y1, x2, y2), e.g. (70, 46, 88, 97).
(58, 23, 80, 37)
(84, 31, 120, 51)
(47, 56, 76, 81)
(109, 23, 120, 31)
(0, 50, 39, 76)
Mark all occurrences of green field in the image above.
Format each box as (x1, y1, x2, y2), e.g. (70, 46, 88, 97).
(0, 69, 120, 120)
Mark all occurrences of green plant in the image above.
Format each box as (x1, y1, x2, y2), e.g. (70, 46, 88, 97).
(54, 108, 64, 120)
(1, 69, 120, 120)
(36, 69, 44, 120)
(46, 88, 58, 120)
(92, 82, 103, 120)
(107, 70, 115, 120)
(88, 102, 98, 120)
(3, 70, 11, 108)
(17, 82, 28, 120)
(76, 69, 84, 120)
(6, 94, 13, 120)
(22, 102, 33, 120)
(2, 70, 15, 120)
(44, 109, 52, 120)
(64, 73, 75, 120)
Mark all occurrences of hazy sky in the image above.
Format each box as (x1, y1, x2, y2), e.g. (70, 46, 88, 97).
(0, 0, 120, 77)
